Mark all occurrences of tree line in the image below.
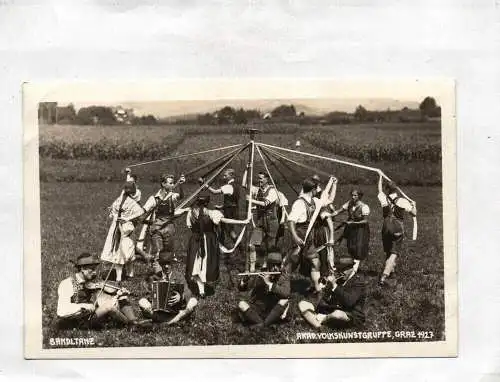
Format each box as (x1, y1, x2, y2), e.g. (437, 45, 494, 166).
(39, 97, 441, 126)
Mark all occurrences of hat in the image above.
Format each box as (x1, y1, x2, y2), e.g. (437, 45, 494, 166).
(75, 253, 100, 267)
(334, 257, 355, 272)
(267, 252, 283, 265)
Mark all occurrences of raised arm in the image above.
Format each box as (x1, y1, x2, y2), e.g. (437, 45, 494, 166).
(241, 163, 250, 188)
(377, 173, 383, 194)
(221, 216, 251, 225)
(327, 177, 338, 205)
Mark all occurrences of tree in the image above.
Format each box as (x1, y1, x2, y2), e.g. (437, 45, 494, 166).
(354, 105, 367, 122)
(76, 106, 117, 125)
(216, 106, 236, 124)
(234, 108, 248, 124)
(271, 104, 297, 118)
(197, 113, 216, 125)
(419, 96, 439, 117)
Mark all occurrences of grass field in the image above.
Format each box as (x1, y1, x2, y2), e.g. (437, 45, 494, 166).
(40, 181, 444, 347)
(38, 122, 445, 347)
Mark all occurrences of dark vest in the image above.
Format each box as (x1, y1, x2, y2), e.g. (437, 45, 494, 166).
(155, 194, 176, 218)
(190, 210, 217, 235)
(70, 276, 93, 304)
(347, 202, 367, 222)
(223, 182, 239, 208)
(256, 186, 278, 219)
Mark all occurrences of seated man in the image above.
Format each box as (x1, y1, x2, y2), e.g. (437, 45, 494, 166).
(298, 257, 366, 329)
(237, 250, 290, 327)
(56, 253, 151, 329)
(138, 261, 198, 326)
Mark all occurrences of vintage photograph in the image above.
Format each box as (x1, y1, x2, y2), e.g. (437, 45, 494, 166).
(24, 79, 457, 358)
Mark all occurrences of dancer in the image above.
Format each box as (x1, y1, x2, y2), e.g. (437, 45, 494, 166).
(143, 173, 186, 271)
(288, 178, 334, 292)
(242, 167, 280, 272)
(331, 188, 371, 273)
(377, 174, 417, 285)
(101, 181, 145, 282)
(202, 168, 240, 246)
(185, 193, 249, 297)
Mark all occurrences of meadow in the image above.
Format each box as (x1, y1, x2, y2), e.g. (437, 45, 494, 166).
(41, 182, 444, 347)
(38, 121, 445, 348)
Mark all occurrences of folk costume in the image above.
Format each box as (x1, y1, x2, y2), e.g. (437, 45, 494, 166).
(185, 205, 224, 296)
(143, 178, 184, 265)
(299, 258, 366, 329)
(138, 267, 198, 325)
(56, 254, 149, 329)
(237, 252, 290, 327)
(340, 200, 371, 261)
(288, 194, 331, 260)
(379, 192, 413, 255)
(101, 183, 144, 281)
(248, 183, 280, 270)
(288, 186, 332, 292)
(275, 190, 289, 247)
(377, 182, 416, 285)
(206, 175, 240, 246)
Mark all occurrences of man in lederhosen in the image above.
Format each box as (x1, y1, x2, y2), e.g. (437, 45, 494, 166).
(203, 168, 240, 247)
(236, 250, 290, 327)
(56, 253, 151, 329)
(138, 263, 198, 326)
(142, 173, 186, 273)
(242, 168, 280, 272)
(298, 256, 366, 329)
(311, 174, 336, 280)
(377, 174, 417, 286)
(287, 178, 334, 293)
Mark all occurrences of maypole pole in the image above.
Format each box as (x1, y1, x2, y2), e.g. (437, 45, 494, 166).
(244, 128, 258, 272)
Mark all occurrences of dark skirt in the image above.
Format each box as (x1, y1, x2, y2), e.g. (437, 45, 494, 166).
(345, 223, 370, 260)
(185, 232, 220, 283)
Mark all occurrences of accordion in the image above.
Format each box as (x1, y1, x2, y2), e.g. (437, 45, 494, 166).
(151, 280, 184, 313)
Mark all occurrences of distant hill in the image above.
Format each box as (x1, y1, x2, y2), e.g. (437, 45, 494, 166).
(132, 98, 421, 119)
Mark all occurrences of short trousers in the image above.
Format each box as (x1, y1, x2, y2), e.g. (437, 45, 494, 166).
(249, 219, 279, 247)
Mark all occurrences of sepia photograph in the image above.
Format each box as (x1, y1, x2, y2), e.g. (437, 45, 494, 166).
(23, 79, 457, 358)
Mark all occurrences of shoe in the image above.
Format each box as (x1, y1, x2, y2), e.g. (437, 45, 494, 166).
(379, 276, 387, 286)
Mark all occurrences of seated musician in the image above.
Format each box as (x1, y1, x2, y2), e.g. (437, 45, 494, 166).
(56, 253, 151, 329)
(138, 259, 198, 326)
(237, 250, 290, 327)
(298, 257, 366, 329)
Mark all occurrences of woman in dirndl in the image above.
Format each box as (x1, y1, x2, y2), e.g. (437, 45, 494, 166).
(101, 182, 145, 282)
(332, 189, 371, 271)
(185, 193, 249, 297)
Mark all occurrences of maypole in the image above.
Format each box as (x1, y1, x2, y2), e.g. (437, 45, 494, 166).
(244, 129, 257, 272)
